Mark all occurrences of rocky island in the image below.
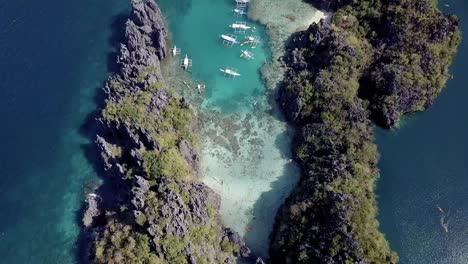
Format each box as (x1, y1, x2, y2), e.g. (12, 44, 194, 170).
(82, 1, 260, 263)
(270, 0, 460, 263)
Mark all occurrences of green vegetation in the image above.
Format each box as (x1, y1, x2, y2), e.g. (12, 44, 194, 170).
(271, 0, 460, 263)
(89, 0, 235, 261)
(142, 148, 191, 180)
(158, 235, 189, 264)
(221, 239, 240, 254)
(135, 188, 231, 264)
(102, 85, 193, 142)
(101, 76, 195, 182)
(330, 0, 461, 127)
(189, 225, 217, 245)
(94, 64, 235, 263)
(94, 220, 163, 264)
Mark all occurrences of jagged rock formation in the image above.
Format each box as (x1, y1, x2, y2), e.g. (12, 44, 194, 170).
(270, 0, 460, 263)
(82, 1, 258, 263)
(359, 0, 461, 127)
(304, 0, 352, 11)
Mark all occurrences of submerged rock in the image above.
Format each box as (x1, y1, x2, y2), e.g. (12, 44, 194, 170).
(82, 193, 102, 228)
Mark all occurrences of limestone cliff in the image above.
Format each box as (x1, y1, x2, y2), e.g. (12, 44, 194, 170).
(82, 1, 256, 263)
(270, 0, 460, 263)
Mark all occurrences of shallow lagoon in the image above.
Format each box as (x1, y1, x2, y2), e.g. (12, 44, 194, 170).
(158, 0, 324, 258)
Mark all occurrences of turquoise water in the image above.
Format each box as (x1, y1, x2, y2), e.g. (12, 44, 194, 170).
(159, 0, 268, 114)
(0, 0, 129, 262)
(158, 0, 313, 258)
(377, 1, 468, 263)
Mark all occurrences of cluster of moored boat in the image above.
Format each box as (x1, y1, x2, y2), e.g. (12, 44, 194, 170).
(172, 0, 260, 92)
(219, 0, 261, 78)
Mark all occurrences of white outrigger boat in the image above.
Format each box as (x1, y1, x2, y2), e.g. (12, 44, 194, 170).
(196, 84, 206, 94)
(229, 22, 251, 33)
(240, 50, 254, 60)
(171, 45, 181, 56)
(220, 67, 241, 78)
(245, 35, 256, 42)
(220, 34, 239, 46)
(241, 35, 260, 48)
(180, 54, 192, 70)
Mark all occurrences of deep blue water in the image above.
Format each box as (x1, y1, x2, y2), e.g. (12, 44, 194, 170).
(377, 1, 468, 263)
(0, 0, 129, 262)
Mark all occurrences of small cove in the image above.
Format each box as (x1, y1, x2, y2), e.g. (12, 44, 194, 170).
(158, 0, 325, 258)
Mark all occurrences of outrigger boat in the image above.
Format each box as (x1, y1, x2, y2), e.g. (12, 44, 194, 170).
(229, 22, 252, 33)
(220, 34, 239, 46)
(220, 67, 241, 78)
(241, 35, 260, 48)
(235, 0, 249, 8)
(181, 54, 192, 71)
(171, 45, 181, 56)
(240, 50, 254, 60)
(233, 8, 247, 16)
(245, 36, 256, 42)
(196, 84, 206, 94)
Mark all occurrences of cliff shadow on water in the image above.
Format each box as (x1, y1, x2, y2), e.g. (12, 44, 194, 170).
(244, 32, 302, 257)
(243, 128, 300, 258)
(75, 9, 131, 264)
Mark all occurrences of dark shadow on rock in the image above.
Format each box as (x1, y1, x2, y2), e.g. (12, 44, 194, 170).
(243, 129, 301, 262)
(240, 28, 306, 262)
(106, 13, 129, 74)
(74, 8, 131, 264)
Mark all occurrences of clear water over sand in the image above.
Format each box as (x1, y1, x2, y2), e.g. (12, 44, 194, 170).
(158, 0, 324, 258)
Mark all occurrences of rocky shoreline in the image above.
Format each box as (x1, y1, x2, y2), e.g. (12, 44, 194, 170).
(80, 0, 461, 263)
(81, 1, 263, 263)
(270, 0, 460, 263)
